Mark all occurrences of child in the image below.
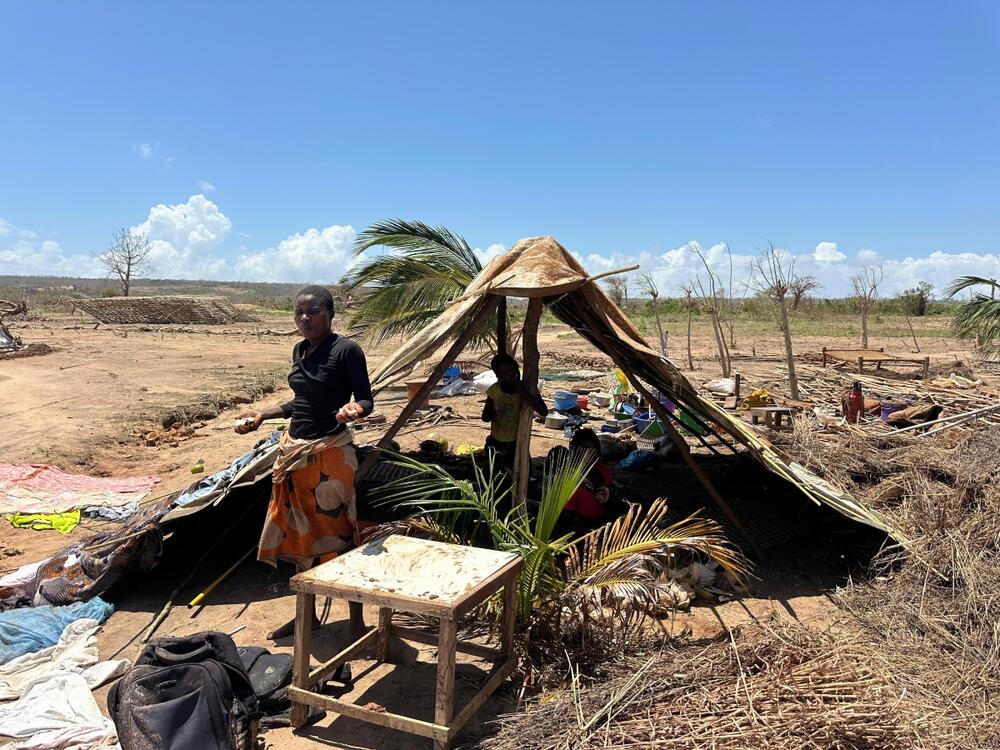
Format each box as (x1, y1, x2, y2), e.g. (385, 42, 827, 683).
(558, 429, 614, 521)
(482, 353, 548, 469)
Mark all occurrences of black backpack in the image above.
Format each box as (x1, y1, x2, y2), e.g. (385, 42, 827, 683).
(109, 632, 259, 750)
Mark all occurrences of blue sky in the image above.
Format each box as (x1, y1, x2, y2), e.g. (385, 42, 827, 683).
(2, 1, 999, 294)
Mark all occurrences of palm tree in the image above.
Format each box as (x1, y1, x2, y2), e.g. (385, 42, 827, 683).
(341, 219, 498, 346)
(373, 449, 747, 635)
(945, 275, 1000, 352)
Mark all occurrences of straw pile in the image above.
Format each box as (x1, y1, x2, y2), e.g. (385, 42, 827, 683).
(74, 296, 257, 325)
(479, 621, 926, 749)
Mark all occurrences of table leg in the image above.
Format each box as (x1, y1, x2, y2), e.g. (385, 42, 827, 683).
(290, 592, 315, 729)
(434, 617, 457, 750)
(377, 607, 394, 663)
(500, 572, 517, 659)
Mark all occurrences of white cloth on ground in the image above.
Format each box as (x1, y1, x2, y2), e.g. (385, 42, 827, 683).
(0, 618, 129, 700)
(0, 672, 118, 748)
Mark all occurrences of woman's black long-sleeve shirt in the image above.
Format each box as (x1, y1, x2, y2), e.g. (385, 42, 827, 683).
(280, 333, 374, 439)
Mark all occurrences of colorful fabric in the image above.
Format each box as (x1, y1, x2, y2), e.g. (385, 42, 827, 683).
(258, 430, 358, 568)
(6, 510, 81, 535)
(486, 383, 522, 442)
(0, 464, 159, 515)
(0, 597, 113, 665)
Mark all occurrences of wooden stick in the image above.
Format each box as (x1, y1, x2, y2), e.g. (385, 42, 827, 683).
(187, 546, 255, 608)
(585, 264, 641, 284)
(513, 297, 544, 506)
(435, 617, 458, 750)
(356, 297, 501, 482)
(496, 296, 508, 354)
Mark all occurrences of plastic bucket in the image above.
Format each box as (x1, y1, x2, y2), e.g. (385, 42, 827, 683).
(632, 409, 661, 433)
(577, 394, 590, 410)
(443, 366, 461, 384)
(554, 391, 578, 411)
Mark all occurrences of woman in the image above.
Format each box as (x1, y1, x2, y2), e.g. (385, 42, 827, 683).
(236, 285, 373, 640)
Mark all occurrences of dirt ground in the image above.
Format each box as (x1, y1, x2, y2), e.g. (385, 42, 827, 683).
(0, 312, 986, 749)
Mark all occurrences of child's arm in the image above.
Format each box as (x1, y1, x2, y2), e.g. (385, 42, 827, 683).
(482, 397, 497, 422)
(516, 379, 548, 417)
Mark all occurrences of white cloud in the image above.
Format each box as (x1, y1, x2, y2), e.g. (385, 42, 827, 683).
(233, 225, 357, 282)
(473, 243, 506, 265)
(0, 219, 12, 236)
(813, 241, 846, 263)
(132, 142, 157, 159)
(132, 194, 232, 279)
(197, 180, 216, 193)
(857, 248, 881, 262)
(0, 238, 101, 277)
(18, 229, 37, 239)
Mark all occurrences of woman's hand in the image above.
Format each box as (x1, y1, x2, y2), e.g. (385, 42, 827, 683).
(336, 402, 365, 424)
(234, 410, 264, 434)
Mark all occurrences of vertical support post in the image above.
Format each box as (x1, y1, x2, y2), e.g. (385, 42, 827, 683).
(733, 372, 742, 401)
(496, 296, 508, 354)
(500, 571, 517, 659)
(290, 592, 315, 728)
(625, 374, 764, 560)
(857, 356, 864, 374)
(376, 607, 393, 663)
(434, 616, 458, 750)
(356, 297, 501, 482)
(512, 297, 544, 506)
(922, 356, 929, 379)
(822, 347, 827, 368)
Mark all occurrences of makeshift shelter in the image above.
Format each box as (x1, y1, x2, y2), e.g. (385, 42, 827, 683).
(360, 236, 905, 551)
(73, 296, 257, 325)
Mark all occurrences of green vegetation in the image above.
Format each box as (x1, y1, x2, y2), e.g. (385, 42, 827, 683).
(945, 275, 1000, 351)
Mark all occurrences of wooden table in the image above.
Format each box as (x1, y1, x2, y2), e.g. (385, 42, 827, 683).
(288, 535, 523, 750)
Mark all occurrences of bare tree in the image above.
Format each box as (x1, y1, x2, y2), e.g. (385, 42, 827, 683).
(789, 275, 821, 310)
(850, 265, 885, 349)
(636, 272, 667, 356)
(749, 243, 800, 400)
(99, 228, 152, 297)
(679, 281, 696, 370)
(604, 277, 629, 308)
(691, 247, 731, 377)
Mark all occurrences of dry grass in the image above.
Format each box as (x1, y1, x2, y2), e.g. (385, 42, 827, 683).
(479, 424, 1000, 750)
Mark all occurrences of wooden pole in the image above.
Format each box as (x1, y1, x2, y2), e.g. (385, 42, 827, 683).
(356, 297, 501, 482)
(512, 297, 544, 505)
(496, 296, 508, 355)
(625, 374, 763, 559)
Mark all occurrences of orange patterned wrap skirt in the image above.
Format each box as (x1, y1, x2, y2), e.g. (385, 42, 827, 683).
(258, 429, 358, 568)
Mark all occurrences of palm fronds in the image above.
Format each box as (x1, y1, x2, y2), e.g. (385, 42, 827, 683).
(341, 219, 495, 344)
(944, 275, 1000, 350)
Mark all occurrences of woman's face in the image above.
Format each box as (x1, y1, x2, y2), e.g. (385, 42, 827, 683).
(293, 294, 331, 340)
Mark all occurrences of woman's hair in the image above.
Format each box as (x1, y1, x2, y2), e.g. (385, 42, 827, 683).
(295, 285, 335, 316)
(490, 352, 519, 373)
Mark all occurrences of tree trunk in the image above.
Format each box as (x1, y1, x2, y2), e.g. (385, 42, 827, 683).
(860, 307, 869, 348)
(778, 295, 799, 400)
(904, 313, 920, 353)
(710, 311, 730, 377)
(686, 307, 694, 370)
(512, 297, 543, 507)
(652, 302, 666, 357)
(122, 278, 130, 297)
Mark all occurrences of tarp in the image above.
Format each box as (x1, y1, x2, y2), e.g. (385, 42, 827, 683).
(369, 235, 906, 543)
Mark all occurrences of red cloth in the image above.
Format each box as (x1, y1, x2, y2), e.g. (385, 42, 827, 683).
(564, 462, 613, 520)
(0, 464, 160, 514)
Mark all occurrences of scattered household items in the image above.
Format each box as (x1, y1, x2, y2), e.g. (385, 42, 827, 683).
(0, 617, 129, 700)
(0, 463, 160, 516)
(740, 388, 774, 410)
(109, 631, 259, 750)
(553, 390, 578, 412)
(842, 381, 864, 424)
(545, 412, 568, 430)
(885, 402, 944, 429)
(5, 509, 81, 535)
(889, 402, 1000, 438)
(288, 535, 522, 749)
(704, 377, 737, 396)
(0, 597, 113, 664)
(589, 391, 611, 408)
(822, 346, 931, 378)
(73, 295, 257, 325)
(749, 406, 795, 431)
(0, 671, 119, 749)
(0, 321, 22, 354)
(434, 377, 479, 397)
